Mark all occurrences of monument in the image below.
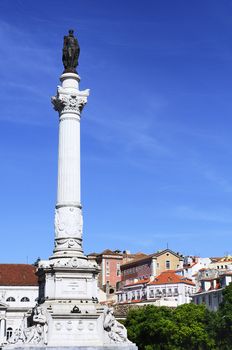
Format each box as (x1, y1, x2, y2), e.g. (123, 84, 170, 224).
(6, 30, 137, 350)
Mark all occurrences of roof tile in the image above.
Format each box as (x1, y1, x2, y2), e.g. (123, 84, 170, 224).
(0, 264, 38, 286)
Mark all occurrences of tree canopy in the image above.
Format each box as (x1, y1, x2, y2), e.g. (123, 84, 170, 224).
(124, 303, 215, 350)
(124, 284, 232, 349)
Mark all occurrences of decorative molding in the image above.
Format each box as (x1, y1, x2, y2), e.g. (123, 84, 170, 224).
(51, 86, 89, 115)
(39, 257, 98, 270)
(55, 206, 83, 239)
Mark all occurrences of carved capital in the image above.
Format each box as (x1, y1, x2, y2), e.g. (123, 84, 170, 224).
(51, 86, 89, 115)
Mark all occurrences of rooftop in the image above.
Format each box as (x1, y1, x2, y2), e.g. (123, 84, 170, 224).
(148, 270, 195, 286)
(121, 249, 183, 269)
(0, 264, 38, 286)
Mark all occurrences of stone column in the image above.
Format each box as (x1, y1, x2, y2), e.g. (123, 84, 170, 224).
(51, 72, 89, 259)
(0, 318, 5, 345)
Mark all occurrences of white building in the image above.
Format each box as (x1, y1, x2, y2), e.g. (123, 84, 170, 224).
(117, 270, 196, 307)
(192, 269, 232, 311)
(176, 256, 211, 285)
(0, 264, 38, 346)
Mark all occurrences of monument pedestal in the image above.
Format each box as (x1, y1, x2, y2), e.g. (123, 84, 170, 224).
(6, 257, 136, 348)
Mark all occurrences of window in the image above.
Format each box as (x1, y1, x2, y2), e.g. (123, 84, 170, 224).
(6, 327, 13, 340)
(116, 263, 121, 276)
(21, 297, 30, 302)
(157, 262, 159, 268)
(166, 260, 170, 269)
(149, 289, 154, 298)
(6, 297, 15, 302)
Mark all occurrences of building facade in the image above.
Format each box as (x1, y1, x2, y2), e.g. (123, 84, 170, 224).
(117, 270, 195, 307)
(87, 249, 147, 297)
(0, 264, 38, 347)
(176, 256, 211, 285)
(192, 268, 232, 311)
(120, 249, 184, 287)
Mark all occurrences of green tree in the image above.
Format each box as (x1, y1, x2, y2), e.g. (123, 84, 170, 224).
(124, 305, 177, 350)
(172, 303, 216, 350)
(214, 283, 232, 349)
(124, 304, 215, 350)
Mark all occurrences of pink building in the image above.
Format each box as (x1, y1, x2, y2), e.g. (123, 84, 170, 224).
(87, 250, 146, 296)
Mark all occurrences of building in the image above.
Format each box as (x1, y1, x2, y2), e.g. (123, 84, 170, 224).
(117, 270, 195, 307)
(120, 249, 184, 287)
(0, 264, 38, 346)
(87, 250, 123, 296)
(209, 256, 232, 270)
(176, 256, 211, 284)
(87, 249, 147, 298)
(192, 268, 232, 311)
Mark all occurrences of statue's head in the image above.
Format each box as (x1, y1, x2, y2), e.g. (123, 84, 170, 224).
(69, 29, 74, 36)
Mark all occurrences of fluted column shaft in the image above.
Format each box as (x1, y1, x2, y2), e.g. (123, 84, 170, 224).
(51, 73, 89, 259)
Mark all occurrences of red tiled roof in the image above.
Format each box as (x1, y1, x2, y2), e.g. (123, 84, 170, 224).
(148, 270, 195, 286)
(0, 264, 38, 286)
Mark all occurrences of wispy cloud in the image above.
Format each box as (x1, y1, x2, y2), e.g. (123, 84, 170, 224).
(0, 23, 55, 75)
(172, 205, 232, 223)
(202, 168, 232, 193)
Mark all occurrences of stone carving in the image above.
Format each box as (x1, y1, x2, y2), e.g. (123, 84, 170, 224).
(54, 237, 82, 251)
(39, 257, 97, 269)
(55, 322, 62, 331)
(55, 206, 83, 238)
(77, 320, 84, 331)
(103, 307, 131, 344)
(51, 88, 89, 115)
(8, 306, 48, 346)
(88, 322, 95, 331)
(62, 30, 80, 73)
(66, 321, 73, 331)
(52, 257, 98, 269)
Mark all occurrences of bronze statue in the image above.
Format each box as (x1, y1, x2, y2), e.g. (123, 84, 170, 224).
(62, 29, 80, 73)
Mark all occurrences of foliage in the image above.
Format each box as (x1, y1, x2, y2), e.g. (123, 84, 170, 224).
(124, 304, 216, 350)
(214, 283, 232, 349)
(124, 284, 232, 349)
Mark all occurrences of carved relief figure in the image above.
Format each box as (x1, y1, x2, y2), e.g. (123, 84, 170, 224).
(55, 207, 83, 238)
(103, 307, 130, 343)
(8, 306, 48, 346)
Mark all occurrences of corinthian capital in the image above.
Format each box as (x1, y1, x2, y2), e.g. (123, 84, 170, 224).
(51, 86, 89, 115)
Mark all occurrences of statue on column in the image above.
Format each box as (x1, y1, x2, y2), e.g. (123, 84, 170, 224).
(62, 29, 80, 73)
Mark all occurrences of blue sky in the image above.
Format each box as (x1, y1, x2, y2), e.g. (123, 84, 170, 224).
(1, 0, 232, 262)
